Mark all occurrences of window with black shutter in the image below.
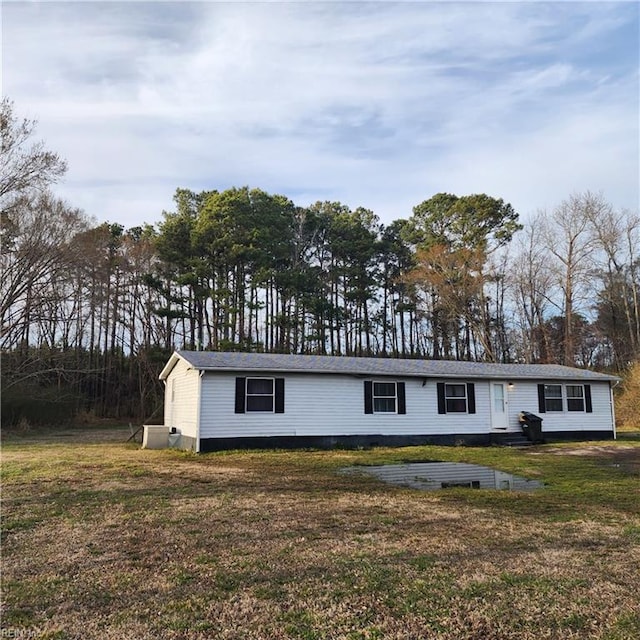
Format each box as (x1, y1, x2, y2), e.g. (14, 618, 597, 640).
(537, 382, 593, 413)
(437, 382, 476, 414)
(235, 377, 285, 413)
(364, 381, 406, 414)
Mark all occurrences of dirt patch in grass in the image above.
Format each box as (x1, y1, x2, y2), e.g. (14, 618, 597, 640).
(2, 436, 639, 639)
(538, 443, 640, 474)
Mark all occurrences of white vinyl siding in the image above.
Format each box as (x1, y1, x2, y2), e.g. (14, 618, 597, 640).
(195, 373, 615, 441)
(514, 381, 613, 433)
(199, 373, 493, 439)
(164, 358, 200, 439)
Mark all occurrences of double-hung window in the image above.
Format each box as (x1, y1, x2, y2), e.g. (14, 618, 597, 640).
(437, 382, 476, 414)
(444, 383, 468, 413)
(364, 381, 406, 414)
(246, 377, 275, 412)
(235, 377, 285, 413)
(543, 384, 563, 412)
(537, 383, 592, 413)
(373, 382, 398, 413)
(566, 385, 586, 412)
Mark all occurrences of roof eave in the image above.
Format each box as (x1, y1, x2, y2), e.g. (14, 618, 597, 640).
(159, 351, 186, 380)
(190, 365, 619, 382)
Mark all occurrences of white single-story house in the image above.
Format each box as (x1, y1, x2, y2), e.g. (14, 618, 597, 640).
(148, 351, 620, 452)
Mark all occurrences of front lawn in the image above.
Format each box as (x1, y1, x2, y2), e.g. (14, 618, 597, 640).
(1, 428, 639, 639)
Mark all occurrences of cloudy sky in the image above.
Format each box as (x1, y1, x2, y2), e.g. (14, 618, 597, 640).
(3, 0, 639, 228)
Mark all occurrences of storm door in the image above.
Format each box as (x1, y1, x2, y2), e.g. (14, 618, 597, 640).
(490, 382, 509, 431)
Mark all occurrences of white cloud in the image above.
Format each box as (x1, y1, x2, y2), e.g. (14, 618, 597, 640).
(3, 1, 638, 227)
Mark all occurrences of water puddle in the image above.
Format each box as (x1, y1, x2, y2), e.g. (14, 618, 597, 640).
(341, 462, 543, 492)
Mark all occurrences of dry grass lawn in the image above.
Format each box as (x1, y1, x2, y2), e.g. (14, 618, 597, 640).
(1, 426, 639, 639)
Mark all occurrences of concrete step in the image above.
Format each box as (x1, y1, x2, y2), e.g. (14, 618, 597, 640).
(491, 432, 534, 447)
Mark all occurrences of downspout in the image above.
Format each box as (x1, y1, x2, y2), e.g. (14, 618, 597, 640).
(195, 370, 204, 453)
(610, 379, 620, 441)
(162, 379, 166, 426)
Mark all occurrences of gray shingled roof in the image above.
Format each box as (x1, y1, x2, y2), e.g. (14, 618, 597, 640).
(161, 350, 620, 382)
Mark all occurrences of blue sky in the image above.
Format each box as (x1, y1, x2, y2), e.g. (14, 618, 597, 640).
(3, 0, 639, 228)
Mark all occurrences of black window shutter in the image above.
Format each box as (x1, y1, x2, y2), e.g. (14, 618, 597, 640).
(364, 380, 373, 414)
(437, 382, 446, 414)
(585, 384, 593, 413)
(235, 377, 246, 413)
(397, 382, 406, 414)
(537, 384, 546, 413)
(466, 383, 476, 414)
(275, 378, 285, 413)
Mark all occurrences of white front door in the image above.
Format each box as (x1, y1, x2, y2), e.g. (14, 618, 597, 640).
(490, 382, 509, 431)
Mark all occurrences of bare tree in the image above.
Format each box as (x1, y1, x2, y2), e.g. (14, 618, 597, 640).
(509, 213, 557, 362)
(539, 192, 604, 365)
(0, 192, 87, 350)
(625, 215, 640, 352)
(1, 98, 66, 212)
(1, 98, 75, 349)
(588, 205, 640, 366)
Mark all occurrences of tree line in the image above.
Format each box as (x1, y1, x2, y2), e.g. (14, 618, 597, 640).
(2, 98, 639, 423)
